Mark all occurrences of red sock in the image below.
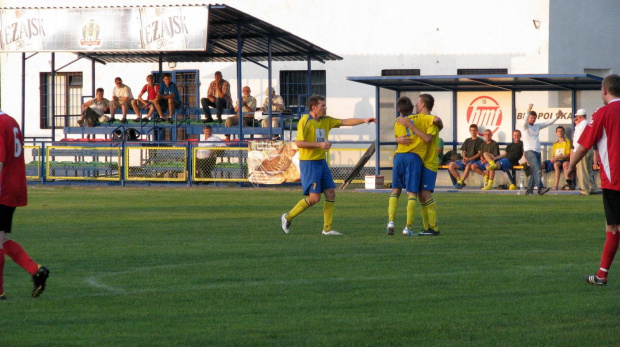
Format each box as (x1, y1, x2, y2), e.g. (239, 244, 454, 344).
(0, 249, 5, 294)
(597, 231, 620, 279)
(2, 240, 38, 275)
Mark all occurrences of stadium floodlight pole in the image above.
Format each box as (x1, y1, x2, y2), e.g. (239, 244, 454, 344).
(452, 91, 458, 152)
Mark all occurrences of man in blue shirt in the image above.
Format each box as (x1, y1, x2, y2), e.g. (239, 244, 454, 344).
(154, 73, 182, 122)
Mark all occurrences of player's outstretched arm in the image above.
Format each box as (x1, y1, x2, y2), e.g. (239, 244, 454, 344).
(341, 117, 376, 126)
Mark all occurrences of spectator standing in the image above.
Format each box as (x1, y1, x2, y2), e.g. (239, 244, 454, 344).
(0, 111, 50, 300)
(225, 86, 257, 140)
(572, 109, 598, 195)
(110, 77, 134, 124)
(131, 74, 159, 121)
(484, 130, 524, 190)
(155, 73, 182, 122)
(201, 71, 232, 124)
(521, 103, 562, 195)
(280, 96, 375, 236)
(448, 124, 483, 188)
(78, 87, 109, 127)
(542, 126, 572, 190)
(196, 125, 225, 179)
(567, 74, 620, 286)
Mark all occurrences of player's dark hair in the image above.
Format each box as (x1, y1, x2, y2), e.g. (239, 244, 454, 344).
(513, 129, 521, 136)
(528, 111, 537, 117)
(603, 74, 620, 97)
(397, 96, 413, 115)
(556, 125, 565, 131)
(469, 123, 478, 130)
(96, 87, 104, 93)
(146, 74, 154, 82)
(419, 93, 434, 111)
(163, 73, 172, 79)
(308, 95, 325, 110)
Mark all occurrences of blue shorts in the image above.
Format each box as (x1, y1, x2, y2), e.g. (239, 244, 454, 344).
(543, 159, 567, 172)
(392, 152, 423, 193)
(453, 160, 467, 171)
(472, 160, 487, 171)
(300, 159, 335, 195)
(420, 167, 437, 192)
(496, 158, 513, 172)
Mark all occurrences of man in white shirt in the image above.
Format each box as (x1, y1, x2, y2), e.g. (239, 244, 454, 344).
(572, 109, 598, 195)
(196, 125, 225, 179)
(110, 77, 134, 124)
(521, 103, 562, 195)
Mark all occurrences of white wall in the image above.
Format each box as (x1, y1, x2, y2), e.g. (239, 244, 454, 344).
(1, 0, 613, 141)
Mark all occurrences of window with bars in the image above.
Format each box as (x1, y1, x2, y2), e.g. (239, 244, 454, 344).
(457, 68, 508, 75)
(152, 70, 199, 109)
(381, 69, 420, 76)
(279, 70, 326, 111)
(39, 72, 83, 129)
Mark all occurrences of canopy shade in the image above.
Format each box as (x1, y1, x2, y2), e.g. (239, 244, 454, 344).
(347, 74, 604, 92)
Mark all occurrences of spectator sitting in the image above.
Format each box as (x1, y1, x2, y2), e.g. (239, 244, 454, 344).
(78, 87, 110, 127)
(201, 71, 232, 124)
(260, 87, 285, 129)
(437, 137, 444, 164)
(542, 125, 573, 190)
(154, 73, 182, 123)
(448, 123, 484, 189)
(467, 129, 499, 189)
(109, 77, 134, 124)
(130, 74, 159, 121)
(485, 130, 524, 190)
(225, 86, 257, 140)
(196, 125, 226, 179)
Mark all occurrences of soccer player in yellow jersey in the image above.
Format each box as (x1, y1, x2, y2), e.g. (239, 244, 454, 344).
(280, 96, 376, 235)
(386, 96, 435, 236)
(413, 94, 443, 236)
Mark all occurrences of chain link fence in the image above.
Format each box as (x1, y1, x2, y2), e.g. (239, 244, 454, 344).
(25, 145, 42, 180)
(34, 141, 376, 184)
(192, 145, 248, 183)
(329, 146, 376, 183)
(46, 145, 121, 181)
(125, 146, 187, 181)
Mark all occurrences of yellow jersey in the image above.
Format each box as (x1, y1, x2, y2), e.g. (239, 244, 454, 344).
(296, 114, 343, 161)
(394, 113, 435, 161)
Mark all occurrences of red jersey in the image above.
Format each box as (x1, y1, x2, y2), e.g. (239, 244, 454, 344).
(140, 84, 159, 100)
(0, 112, 27, 207)
(578, 99, 620, 191)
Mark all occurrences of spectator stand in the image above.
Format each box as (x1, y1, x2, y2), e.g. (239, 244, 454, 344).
(347, 74, 604, 188)
(9, 4, 341, 147)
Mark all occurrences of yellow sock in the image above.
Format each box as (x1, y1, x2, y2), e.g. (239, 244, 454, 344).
(421, 198, 438, 230)
(420, 202, 430, 231)
(323, 200, 335, 232)
(388, 193, 400, 222)
(487, 179, 494, 187)
(289, 198, 311, 220)
(406, 196, 417, 229)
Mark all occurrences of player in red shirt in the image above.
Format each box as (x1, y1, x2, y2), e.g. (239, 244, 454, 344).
(568, 74, 620, 286)
(0, 111, 49, 299)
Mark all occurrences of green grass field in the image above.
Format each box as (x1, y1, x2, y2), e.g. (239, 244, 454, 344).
(1, 186, 618, 346)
